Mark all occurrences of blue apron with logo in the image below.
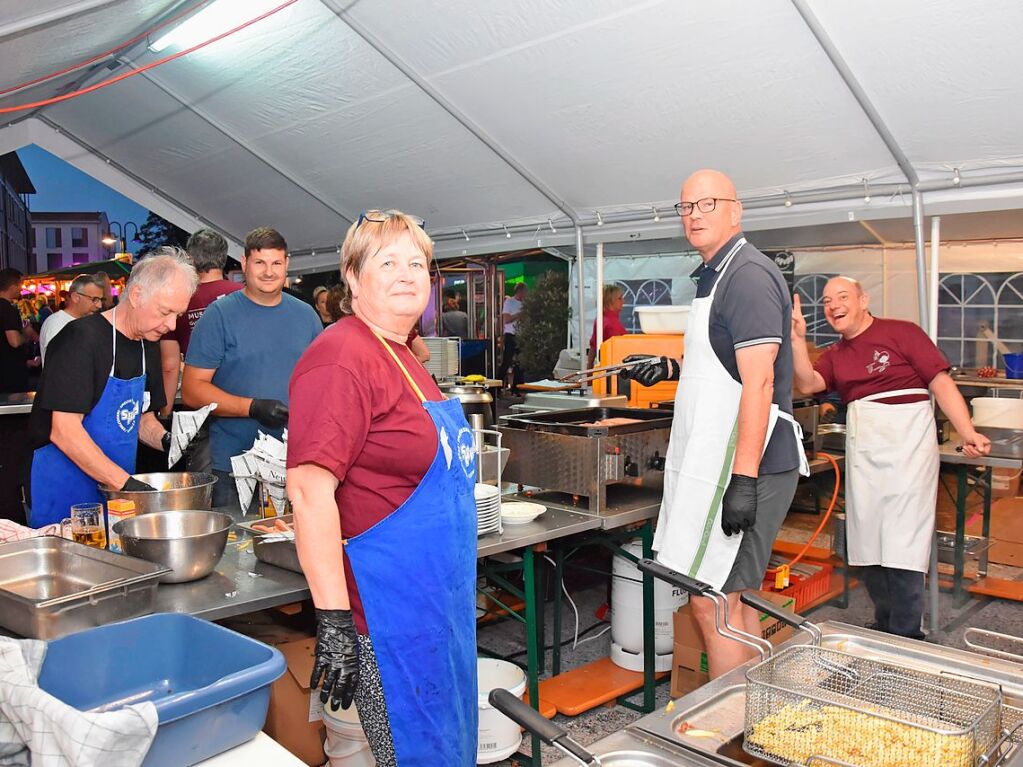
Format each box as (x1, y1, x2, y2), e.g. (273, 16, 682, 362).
(29, 309, 147, 527)
(343, 333, 478, 765)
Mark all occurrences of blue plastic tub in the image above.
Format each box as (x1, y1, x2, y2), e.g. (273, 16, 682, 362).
(1005, 352, 1023, 379)
(38, 613, 286, 767)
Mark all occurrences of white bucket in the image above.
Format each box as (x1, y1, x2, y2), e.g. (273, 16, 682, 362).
(476, 658, 526, 764)
(972, 397, 1023, 430)
(610, 540, 687, 671)
(322, 700, 375, 767)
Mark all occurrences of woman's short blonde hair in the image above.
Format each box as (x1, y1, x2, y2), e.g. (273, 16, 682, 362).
(602, 283, 623, 311)
(336, 210, 432, 316)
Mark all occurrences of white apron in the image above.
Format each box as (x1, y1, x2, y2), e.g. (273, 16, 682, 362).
(845, 388, 938, 572)
(653, 238, 810, 590)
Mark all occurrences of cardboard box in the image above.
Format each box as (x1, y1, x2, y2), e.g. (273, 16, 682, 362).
(262, 637, 327, 766)
(670, 590, 797, 699)
(963, 496, 1023, 566)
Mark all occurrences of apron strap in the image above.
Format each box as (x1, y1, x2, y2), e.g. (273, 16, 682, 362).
(109, 306, 145, 378)
(372, 330, 427, 403)
(777, 410, 811, 477)
(706, 237, 746, 300)
(858, 387, 930, 403)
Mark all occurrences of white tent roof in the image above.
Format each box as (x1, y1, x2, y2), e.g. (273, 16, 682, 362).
(3, 0, 1023, 265)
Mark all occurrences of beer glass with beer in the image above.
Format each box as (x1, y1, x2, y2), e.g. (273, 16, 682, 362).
(61, 503, 107, 549)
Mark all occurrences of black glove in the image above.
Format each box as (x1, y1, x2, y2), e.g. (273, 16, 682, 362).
(161, 431, 172, 452)
(619, 355, 679, 387)
(310, 608, 360, 709)
(121, 476, 156, 492)
(721, 473, 757, 536)
(249, 399, 289, 429)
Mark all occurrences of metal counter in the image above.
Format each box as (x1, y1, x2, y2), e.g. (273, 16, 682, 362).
(0, 392, 34, 416)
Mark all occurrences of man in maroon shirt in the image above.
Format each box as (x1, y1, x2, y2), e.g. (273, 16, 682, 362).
(159, 229, 241, 470)
(792, 276, 989, 639)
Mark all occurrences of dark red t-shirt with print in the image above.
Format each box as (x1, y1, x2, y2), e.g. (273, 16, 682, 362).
(287, 316, 441, 633)
(814, 317, 950, 405)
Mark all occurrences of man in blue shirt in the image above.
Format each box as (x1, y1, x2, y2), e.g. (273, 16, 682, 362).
(183, 227, 322, 507)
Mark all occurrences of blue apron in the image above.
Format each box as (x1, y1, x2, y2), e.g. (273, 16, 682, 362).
(29, 308, 147, 528)
(344, 333, 478, 766)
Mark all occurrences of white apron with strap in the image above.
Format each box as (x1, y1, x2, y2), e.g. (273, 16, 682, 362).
(845, 387, 938, 572)
(653, 238, 809, 591)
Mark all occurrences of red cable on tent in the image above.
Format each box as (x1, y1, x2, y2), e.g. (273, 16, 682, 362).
(0, 0, 214, 98)
(0, 0, 299, 114)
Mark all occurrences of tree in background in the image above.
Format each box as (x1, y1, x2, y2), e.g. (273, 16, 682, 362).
(137, 211, 189, 258)
(516, 270, 569, 380)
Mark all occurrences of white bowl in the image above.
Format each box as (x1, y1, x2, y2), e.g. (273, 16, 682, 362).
(501, 502, 546, 525)
(634, 305, 690, 334)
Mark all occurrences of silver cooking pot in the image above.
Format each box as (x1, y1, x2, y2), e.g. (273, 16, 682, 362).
(438, 383, 494, 428)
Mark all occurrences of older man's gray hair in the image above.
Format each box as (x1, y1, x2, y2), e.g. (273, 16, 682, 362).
(127, 247, 199, 301)
(68, 273, 106, 294)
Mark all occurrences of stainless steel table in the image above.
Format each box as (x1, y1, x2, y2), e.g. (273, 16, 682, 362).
(0, 392, 34, 416)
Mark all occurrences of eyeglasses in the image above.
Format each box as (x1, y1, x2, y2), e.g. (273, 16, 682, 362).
(356, 210, 426, 229)
(674, 198, 738, 217)
(74, 291, 103, 304)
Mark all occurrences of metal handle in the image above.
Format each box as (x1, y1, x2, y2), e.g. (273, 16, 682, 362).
(488, 689, 599, 765)
(977, 721, 1023, 767)
(637, 558, 711, 596)
(965, 627, 1023, 663)
(741, 592, 822, 645)
(35, 570, 170, 608)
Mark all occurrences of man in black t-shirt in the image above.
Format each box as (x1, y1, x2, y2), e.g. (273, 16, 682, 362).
(0, 269, 30, 394)
(27, 250, 198, 527)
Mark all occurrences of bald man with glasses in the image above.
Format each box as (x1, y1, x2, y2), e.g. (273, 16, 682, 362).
(39, 274, 106, 365)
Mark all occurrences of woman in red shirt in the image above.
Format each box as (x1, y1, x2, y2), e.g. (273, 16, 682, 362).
(587, 284, 628, 367)
(287, 211, 477, 766)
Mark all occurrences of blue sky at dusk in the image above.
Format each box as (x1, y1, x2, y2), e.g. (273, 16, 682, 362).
(17, 144, 150, 252)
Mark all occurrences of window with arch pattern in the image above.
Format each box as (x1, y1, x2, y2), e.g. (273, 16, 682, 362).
(937, 272, 1023, 368)
(793, 274, 840, 348)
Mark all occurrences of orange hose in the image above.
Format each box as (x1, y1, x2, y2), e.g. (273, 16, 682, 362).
(767, 451, 842, 574)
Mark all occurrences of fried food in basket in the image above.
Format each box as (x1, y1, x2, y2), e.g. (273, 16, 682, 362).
(746, 699, 976, 767)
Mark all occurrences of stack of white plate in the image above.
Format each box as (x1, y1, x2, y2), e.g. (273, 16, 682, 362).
(475, 483, 501, 537)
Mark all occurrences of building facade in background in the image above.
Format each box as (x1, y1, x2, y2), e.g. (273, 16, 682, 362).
(0, 153, 35, 273)
(30, 211, 113, 273)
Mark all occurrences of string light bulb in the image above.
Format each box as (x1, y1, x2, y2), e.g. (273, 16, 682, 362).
(784, 191, 793, 208)
(596, 211, 604, 226)
(652, 207, 661, 222)
(862, 178, 871, 204)
(953, 167, 961, 186)
(503, 225, 511, 239)
(461, 229, 470, 242)
(548, 219, 557, 234)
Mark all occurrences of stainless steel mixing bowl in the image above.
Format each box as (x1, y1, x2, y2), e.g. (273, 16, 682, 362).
(113, 510, 232, 583)
(99, 472, 217, 514)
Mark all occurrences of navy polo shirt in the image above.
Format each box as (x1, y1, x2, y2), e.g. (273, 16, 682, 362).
(690, 233, 799, 474)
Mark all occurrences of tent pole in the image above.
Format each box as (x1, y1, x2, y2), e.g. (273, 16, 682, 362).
(576, 226, 586, 372)
(595, 242, 605, 364)
(912, 191, 928, 328)
(929, 217, 940, 344)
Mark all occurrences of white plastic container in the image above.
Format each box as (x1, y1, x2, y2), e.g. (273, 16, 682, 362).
(972, 397, 1023, 430)
(322, 700, 375, 767)
(476, 658, 526, 764)
(634, 305, 690, 334)
(610, 540, 687, 673)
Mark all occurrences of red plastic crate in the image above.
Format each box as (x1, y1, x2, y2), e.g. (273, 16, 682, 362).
(762, 561, 833, 613)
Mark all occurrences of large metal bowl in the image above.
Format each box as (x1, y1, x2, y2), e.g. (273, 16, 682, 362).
(99, 472, 217, 514)
(113, 510, 232, 583)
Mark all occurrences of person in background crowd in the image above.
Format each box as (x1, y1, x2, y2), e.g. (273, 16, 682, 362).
(288, 209, 477, 766)
(39, 274, 106, 365)
(182, 227, 321, 508)
(406, 323, 431, 364)
(324, 284, 345, 323)
(159, 229, 242, 419)
(57, 290, 69, 311)
(624, 169, 808, 679)
(498, 282, 527, 394)
(441, 291, 470, 339)
(313, 286, 333, 328)
(95, 271, 114, 310)
(36, 298, 53, 325)
(0, 269, 32, 394)
(27, 250, 197, 527)
(587, 283, 628, 368)
(792, 277, 990, 639)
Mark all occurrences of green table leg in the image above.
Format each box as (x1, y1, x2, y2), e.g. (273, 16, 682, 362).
(523, 546, 541, 764)
(535, 548, 546, 675)
(641, 521, 655, 712)
(552, 544, 564, 675)
(954, 465, 968, 606)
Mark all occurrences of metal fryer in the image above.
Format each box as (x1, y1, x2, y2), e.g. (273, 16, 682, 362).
(499, 407, 673, 515)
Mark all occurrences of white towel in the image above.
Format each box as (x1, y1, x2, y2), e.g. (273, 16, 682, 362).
(0, 638, 158, 767)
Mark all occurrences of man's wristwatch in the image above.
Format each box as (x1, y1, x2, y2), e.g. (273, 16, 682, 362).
(161, 431, 172, 452)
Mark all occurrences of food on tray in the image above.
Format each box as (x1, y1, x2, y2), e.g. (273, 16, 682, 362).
(747, 699, 975, 767)
(579, 417, 644, 427)
(977, 366, 999, 378)
(251, 518, 293, 534)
